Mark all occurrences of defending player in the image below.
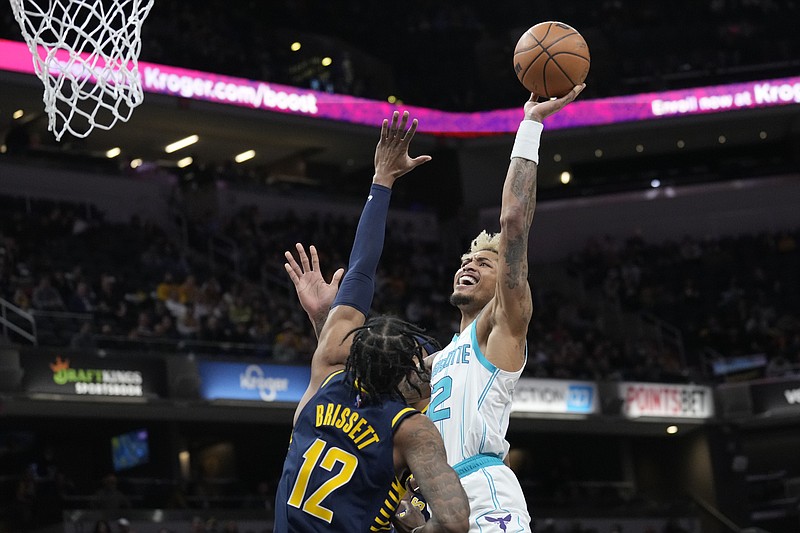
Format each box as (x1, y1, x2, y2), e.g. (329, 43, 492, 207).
(426, 85, 585, 532)
(285, 244, 435, 531)
(274, 111, 468, 533)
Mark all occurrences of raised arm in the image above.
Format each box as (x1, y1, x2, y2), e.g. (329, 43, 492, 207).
(393, 414, 469, 533)
(484, 85, 585, 368)
(284, 243, 343, 339)
(292, 111, 431, 423)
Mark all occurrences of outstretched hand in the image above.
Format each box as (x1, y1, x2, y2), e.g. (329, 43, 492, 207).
(284, 243, 344, 333)
(373, 110, 432, 188)
(525, 83, 585, 123)
(391, 498, 427, 533)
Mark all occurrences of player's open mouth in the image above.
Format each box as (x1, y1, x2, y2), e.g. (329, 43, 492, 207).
(457, 275, 477, 286)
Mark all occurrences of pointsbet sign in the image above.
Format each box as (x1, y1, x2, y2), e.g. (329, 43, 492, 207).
(618, 382, 714, 419)
(22, 352, 167, 398)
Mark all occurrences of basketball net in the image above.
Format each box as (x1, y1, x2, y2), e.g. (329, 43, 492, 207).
(9, 0, 154, 141)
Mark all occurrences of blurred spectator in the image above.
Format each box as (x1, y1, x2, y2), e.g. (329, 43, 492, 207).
(227, 295, 253, 326)
(93, 519, 113, 533)
(163, 286, 187, 319)
(176, 302, 201, 338)
(249, 313, 274, 348)
(178, 273, 200, 304)
(31, 275, 66, 311)
(228, 321, 253, 344)
(1, 191, 796, 384)
(129, 311, 155, 339)
(67, 280, 96, 313)
(70, 322, 97, 351)
(95, 274, 128, 326)
(13, 287, 32, 311)
(199, 315, 227, 343)
(155, 271, 178, 302)
(271, 321, 302, 363)
(153, 314, 178, 339)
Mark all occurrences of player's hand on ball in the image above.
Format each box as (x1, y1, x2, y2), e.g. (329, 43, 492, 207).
(525, 83, 585, 123)
(392, 498, 426, 533)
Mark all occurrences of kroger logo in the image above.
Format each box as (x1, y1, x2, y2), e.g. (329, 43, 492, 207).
(239, 365, 289, 402)
(566, 385, 593, 412)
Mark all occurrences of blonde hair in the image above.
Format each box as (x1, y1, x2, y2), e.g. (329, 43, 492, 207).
(461, 230, 501, 261)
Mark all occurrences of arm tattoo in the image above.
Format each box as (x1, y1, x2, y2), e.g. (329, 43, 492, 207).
(504, 233, 526, 289)
(510, 160, 538, 225)
(504, 160, 536, 289)
(312, 314, 327, 338)
(404, 421, 469, 530)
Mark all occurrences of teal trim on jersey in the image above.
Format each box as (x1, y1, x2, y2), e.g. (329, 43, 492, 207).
(452, 453, 504, 478)
(471, 319, 496, 373)
(459, 382, 467, 460)
(482, 466, 501, 509)
(477, 368, 499, 410)
(471, 316, 498, 457)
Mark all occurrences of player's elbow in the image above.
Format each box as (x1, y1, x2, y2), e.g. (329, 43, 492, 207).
(434, 498, 470, 533)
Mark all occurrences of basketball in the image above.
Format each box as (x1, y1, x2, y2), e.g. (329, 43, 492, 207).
(513, 21, 591, 98)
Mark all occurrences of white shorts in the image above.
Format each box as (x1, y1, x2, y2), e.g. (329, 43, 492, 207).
(460, 462, 532, 533)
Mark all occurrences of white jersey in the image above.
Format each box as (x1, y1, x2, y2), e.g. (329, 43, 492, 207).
(427, 316, 525, 464)
(427, 316, 531, 532)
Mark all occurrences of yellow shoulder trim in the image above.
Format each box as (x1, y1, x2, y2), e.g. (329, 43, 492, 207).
(391, 407, 417, 428)
(321, 369, 345, 388)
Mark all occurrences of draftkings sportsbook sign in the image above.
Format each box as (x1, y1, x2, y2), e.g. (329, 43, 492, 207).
(21, 353, 167, 398)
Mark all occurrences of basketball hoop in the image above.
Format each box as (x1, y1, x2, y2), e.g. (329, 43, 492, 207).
(9, 0, 154, 141)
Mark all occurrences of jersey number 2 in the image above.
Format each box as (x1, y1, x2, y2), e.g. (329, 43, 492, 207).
(287, 437, 358, 523)
(429, 376, 453, 422)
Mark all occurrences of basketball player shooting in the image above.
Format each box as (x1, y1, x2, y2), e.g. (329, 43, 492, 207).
(283, 87, 586, 531)
(274, 111, 468, 533)
(424, 84, 585, 533)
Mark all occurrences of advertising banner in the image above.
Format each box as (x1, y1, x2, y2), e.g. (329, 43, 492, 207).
(750, 378, 800, 415)
(21, 352, 167, 398)
(711, 353, 768, 377)
(197, 360, 310, 403)
(2, 38, 799, 135)
(512, 378, 597, 414)
(618, 382, 714, 419)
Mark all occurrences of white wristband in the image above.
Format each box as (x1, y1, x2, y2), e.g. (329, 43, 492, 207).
(510, 119, 543, 163)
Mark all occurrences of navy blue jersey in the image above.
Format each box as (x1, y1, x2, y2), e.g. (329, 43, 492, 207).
(274, 370, 417, 532)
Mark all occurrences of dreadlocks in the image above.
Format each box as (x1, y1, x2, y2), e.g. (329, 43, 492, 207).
(343, 315, 439, 405)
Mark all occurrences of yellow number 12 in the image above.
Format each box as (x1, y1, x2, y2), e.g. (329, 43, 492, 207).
(287, 438, 359, 523)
